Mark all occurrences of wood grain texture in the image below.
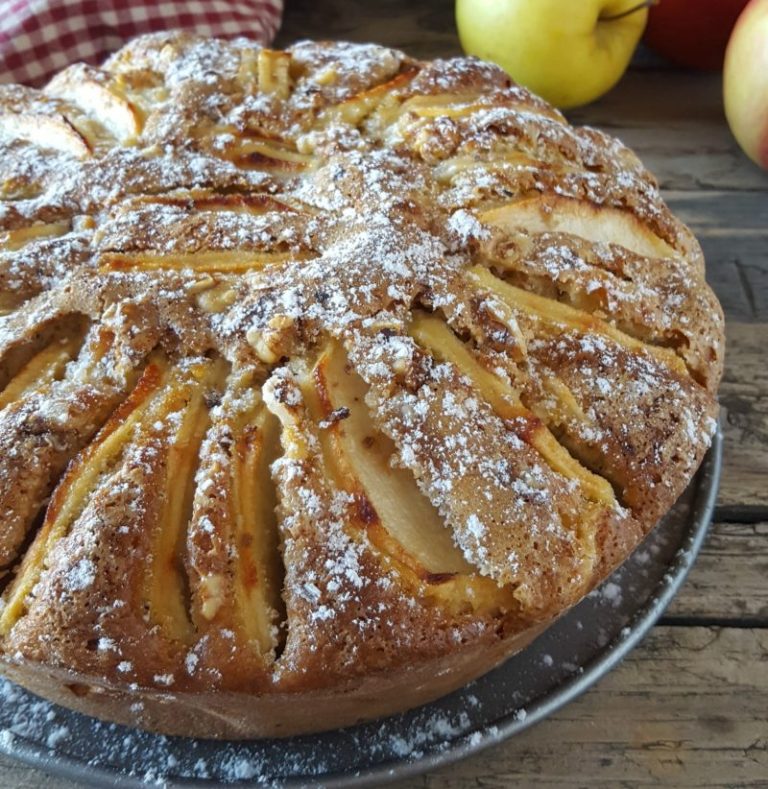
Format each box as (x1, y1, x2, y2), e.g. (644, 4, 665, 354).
(0, 758, 74, 789)
(3, 0, 767, 786)
(394, 627, 768, 789)
(665, 196, 768, 323)
(570, 71, 768, 193)
(275, 0, 462, 58)
(664, 521, 768, 623)
(718, 324, 768, 513)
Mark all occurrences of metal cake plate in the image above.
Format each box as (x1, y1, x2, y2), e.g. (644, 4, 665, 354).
(0, 428, 722, 787)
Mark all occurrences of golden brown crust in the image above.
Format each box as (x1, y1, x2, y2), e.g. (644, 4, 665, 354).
(0, 33, 722, 738)
(0, 621, 548, 738)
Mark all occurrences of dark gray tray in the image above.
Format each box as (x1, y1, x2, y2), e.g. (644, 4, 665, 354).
(0, 428, 722, 787)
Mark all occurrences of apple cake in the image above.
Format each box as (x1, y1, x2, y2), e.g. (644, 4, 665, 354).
(0, 33, 723, 738)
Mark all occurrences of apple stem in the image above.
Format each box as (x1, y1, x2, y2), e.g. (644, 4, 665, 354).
(600, 0, 657, 22)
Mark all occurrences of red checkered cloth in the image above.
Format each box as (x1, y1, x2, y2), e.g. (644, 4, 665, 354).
(0, 0, 283, 86)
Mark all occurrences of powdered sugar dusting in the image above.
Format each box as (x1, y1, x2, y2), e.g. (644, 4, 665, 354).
(0, 30, 721, 752)
(0, 477, 712, 782)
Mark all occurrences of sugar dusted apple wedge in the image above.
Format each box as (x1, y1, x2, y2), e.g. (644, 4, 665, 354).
(46, 63, 144, 145)
(99, 249, 311, 273)
(0, 333, 82, 413)
(141, 357, 228, 644)
(298, 341, 522, 615)
(0, 113, 91, 158)
(187, 368, 285, 666)
(409, 311, 615, 508)
(0, 323, 131, 571)
(465, 265, 688, 375)
(0, 221, 71, 252)
(479, 194, 677, 262)
(307, 342, 471, 575)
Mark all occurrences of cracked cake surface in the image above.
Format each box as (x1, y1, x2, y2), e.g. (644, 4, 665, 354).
(0, 32, 723, 737)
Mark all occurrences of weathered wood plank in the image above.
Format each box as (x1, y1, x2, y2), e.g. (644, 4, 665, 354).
(276, 0, 461, 58)
(572, 72, 768, 192)
(0, 757, 73, 789)
(665, 191, 768, 233)
(665, 521, 768, 622)
(718, 323, 768, 512)
(707, 260, 758, 324)
(396, 627, 768, 789)
(702, 241, 768, 323)
(660, 193, 768, 322)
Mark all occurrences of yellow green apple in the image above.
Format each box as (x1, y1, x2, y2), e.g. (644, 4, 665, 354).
(455, 0, 649, 109)
(724, 0, 768, 169)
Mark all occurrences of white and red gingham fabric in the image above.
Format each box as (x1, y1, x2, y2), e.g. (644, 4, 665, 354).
(0, 0, 283, 86)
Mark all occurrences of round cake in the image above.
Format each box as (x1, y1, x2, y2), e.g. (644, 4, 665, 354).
(0, 33, 723, 738)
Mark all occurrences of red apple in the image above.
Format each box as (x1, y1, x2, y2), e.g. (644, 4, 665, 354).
(643, 0, 750, 70)
(724, 0, 768, 169)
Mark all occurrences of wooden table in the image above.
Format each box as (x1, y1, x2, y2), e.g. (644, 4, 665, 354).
(2, 1, 766, 786)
